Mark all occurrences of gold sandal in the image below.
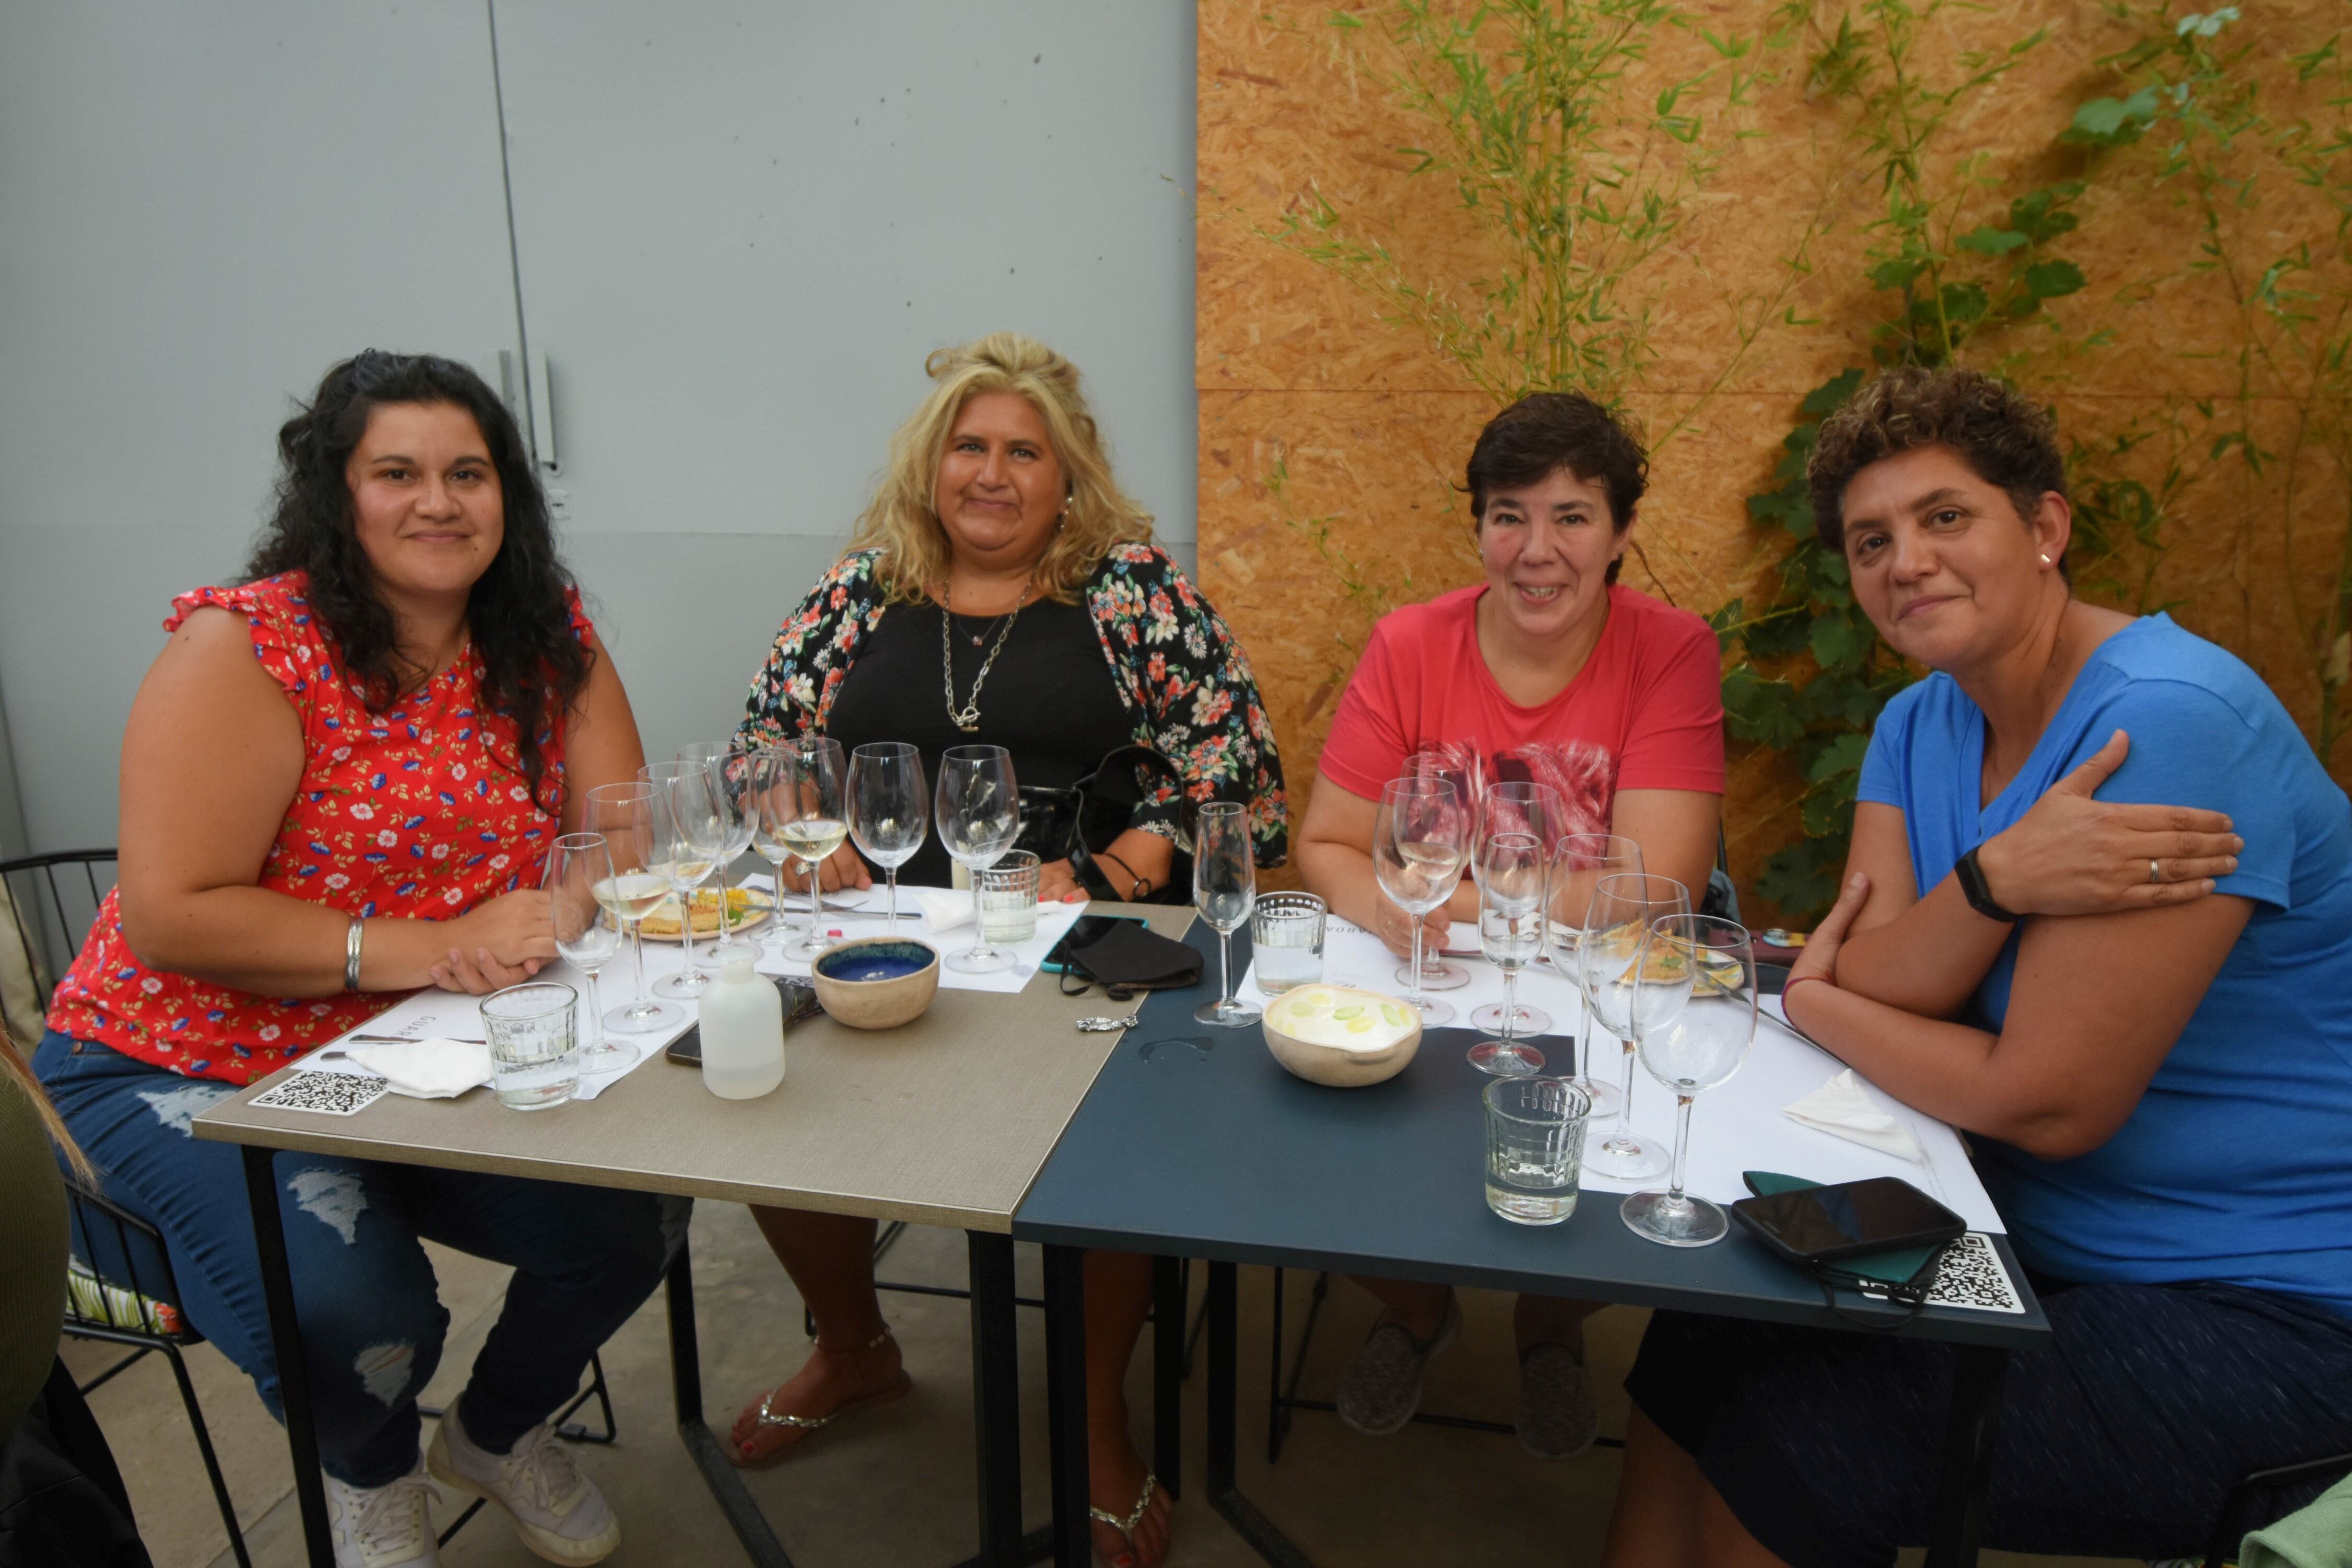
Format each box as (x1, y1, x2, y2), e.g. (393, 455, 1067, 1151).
(1087, 1469, 1158, 1561)
(728, 1329, 911, 1469)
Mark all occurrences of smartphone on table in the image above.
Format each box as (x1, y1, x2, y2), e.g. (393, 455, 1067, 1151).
(1041, 914, 1150, 974)
(1730, 1177, 1965, 1265)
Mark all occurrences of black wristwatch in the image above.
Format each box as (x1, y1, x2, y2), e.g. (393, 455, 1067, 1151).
(1954, 845, 2022, 923)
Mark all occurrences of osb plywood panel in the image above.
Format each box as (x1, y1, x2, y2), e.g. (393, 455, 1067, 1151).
(1197, 0, 2352, 918)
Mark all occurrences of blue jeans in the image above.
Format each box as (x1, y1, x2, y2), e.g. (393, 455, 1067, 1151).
(36, 1033, 673, 1489)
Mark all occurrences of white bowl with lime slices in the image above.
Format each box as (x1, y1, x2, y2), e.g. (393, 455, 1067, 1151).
(1261, 985, 1422, 1087)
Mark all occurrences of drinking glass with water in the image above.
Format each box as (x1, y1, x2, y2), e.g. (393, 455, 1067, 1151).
(482, 982, 580, 1111)
(1484, 1077, 1591, 1225)
(978, 849, 1041, 945)
(1249, 892, 1326, 994)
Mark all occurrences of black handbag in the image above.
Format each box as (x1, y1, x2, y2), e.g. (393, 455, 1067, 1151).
(1014, 743, 1191, 903)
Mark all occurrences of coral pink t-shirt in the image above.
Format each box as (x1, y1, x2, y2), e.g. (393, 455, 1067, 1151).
(1317, 583, 1725, 837)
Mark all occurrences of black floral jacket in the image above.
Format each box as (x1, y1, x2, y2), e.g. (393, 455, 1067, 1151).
(739, 543, 1287, 866)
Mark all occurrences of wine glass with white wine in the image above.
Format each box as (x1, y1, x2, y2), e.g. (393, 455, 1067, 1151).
(774, 738, 850, 963)
(583, 782, 682, 1033)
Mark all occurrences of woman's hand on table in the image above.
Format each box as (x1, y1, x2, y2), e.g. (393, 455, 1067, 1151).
(429, 890, 558, 994)
(811, 843, 872, 893)
(1367, 893, 1451, 962)
(1975, 730, 2240, 916)
(1038, 858, 1089, 904)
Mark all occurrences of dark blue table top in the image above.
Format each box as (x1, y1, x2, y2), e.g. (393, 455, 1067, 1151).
(1013, 921, 2051, 1350)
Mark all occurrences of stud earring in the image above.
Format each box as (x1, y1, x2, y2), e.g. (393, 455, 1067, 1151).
(2039, 554, 2051, 565)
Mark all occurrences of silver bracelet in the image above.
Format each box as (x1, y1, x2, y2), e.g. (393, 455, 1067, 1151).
(344, 916, 365, 991)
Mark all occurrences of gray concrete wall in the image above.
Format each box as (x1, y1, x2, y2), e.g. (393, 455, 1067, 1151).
(0, 2, 1196, 850)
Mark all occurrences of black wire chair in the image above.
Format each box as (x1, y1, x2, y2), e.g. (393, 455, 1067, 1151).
(5, 848, 616, 1558)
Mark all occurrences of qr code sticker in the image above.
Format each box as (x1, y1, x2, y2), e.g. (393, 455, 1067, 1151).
(249, 1071, 389, 1117)
(1861, 1232, 2024, 1315)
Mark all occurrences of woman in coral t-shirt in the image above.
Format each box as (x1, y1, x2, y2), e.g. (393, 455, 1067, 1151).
(1297, 391, 1726, 1465)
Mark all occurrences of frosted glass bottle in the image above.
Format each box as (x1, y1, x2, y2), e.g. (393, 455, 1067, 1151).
(698, 952, 785, 1099)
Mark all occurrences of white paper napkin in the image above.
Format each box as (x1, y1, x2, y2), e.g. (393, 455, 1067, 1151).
(916, 888, 975, 933)
(336, 1037, 493, 1099)
(1782, 1068, 1928, 1162)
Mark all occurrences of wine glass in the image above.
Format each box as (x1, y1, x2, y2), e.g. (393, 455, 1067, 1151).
(745, 747, 797, 961)
(1578, 872, 1690, 1181)
(1470, 781, 1563, 1035)
(775, 738, 850, 963)
(644, 759, 728, 999)
(1372, 777, 1471, 1026)
(1392, 750, 1478, 993)
(936, 744, 1020, 974)
(1546, 832, 1643, 1119)
(544, 833, 628, 1073)
(1622, 914, 1755, 1247)
(849, 742, 928, 924)
(583, 782, 683, 1033)
(683, 741, 760, 965)
(1191, 802, 1260, 1027)
(1468, 831, 1546, 1076)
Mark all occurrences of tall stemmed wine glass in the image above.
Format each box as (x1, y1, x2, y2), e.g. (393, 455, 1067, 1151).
(1372, 777, 1471, 1026)
(644, 759, 728, 999)
(1470, 780, 1563, 1035)
(1623, 914, 1755, 1247)
(745, 747, 797, 961)
(682, 741, 759, 965)
(936, 744, 1020, 973)
(849, 742, 928, 924)
(544, 833, 627, 1072)
(1191, 802, 1261, 1027)
(1392, 750, 1478, 993)
(1469, 831, 1546, 1076)
(1578, 872, 1690, 1181)
(1546, 833, 1643, 1119)
(583, 782, 683, 1033)
(775, 738, 850, 963)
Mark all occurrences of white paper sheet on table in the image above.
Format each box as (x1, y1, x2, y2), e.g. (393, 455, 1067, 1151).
(291, 941, 698, 1102)
(748, 877, 1088, 995)
(1245, 921, 2003, 1233)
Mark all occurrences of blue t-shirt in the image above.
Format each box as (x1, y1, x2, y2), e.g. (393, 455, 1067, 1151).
(1859, 614, 2352, 1316)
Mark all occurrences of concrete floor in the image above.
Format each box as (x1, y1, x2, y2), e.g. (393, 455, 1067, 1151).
(60, 1202, 2136, 1568)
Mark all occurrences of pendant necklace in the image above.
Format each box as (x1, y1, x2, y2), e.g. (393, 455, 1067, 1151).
(941, 579, 1029, 733)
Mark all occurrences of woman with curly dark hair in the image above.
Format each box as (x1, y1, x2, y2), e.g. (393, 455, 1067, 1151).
(34, 352, 666, 1566)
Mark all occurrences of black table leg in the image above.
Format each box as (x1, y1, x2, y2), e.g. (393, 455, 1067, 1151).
(1042, 1244, 1091, 1568)
(666, 1246, 795, 1567)
(1152, 1255, 1184, 1499)
(242, 1145, 333, 1568)
(1923, 1344, 2009, 1568)
(1206, 1262, 1314, 1568)
(964, 1231, 1037, 1568)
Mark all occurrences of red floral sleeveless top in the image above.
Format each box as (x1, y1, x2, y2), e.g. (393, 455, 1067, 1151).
(47, 572, 586, 1086)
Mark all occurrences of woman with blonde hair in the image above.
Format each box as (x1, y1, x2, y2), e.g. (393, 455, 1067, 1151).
(731, 332, 1284, 1566)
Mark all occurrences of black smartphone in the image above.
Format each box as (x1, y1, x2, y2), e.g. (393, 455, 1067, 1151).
(1730, 1177, 1965, 1265)
(665, 978, 822, 1065)
(1040, 913, 1149, 974)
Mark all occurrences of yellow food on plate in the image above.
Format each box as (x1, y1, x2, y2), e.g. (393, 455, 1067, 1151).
(639, 886, 769, 939)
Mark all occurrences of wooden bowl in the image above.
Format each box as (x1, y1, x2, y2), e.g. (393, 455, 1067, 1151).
(1260, 985, 1422, 1087)
(811, 938, 940, 1030)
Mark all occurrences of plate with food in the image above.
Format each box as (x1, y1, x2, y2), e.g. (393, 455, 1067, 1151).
(640, 885, 776, 942)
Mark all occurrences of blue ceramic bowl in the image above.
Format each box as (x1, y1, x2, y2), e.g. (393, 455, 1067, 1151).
(811, 938, 941, 1030)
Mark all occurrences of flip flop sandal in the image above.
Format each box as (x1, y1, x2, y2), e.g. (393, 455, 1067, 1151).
(1088, 1468, 1159, 1566)
(728, 1330, 913, 1470)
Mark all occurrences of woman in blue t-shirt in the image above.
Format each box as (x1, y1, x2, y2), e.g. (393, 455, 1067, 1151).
(1604, 366, 2352, 1567)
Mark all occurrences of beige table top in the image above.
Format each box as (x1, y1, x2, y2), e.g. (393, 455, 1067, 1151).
(191, 905, 1194, 1233)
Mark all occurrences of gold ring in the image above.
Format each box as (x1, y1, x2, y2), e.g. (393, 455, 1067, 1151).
(2150, 858, 2162, 884)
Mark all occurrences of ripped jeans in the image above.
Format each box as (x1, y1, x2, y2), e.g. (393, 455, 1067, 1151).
(35, 1034, 673, 1488)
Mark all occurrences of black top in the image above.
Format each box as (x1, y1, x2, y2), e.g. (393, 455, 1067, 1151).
(825, 597, 1134, 887)
(1011, 922, 2051, 1351)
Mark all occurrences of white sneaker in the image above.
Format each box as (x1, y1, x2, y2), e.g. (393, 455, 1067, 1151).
(325, 1461, 439, 1568)
(426, 1396, 620, 1566)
